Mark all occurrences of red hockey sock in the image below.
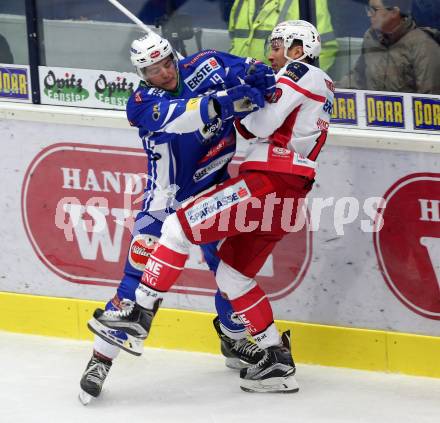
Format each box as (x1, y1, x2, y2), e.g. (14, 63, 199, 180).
(141, 244, 188, 293)
(93, 350, 113, 364)
(230, 285, 274, 338)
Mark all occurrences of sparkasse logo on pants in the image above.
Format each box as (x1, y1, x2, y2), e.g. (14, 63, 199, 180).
(21, 143, 311, 299)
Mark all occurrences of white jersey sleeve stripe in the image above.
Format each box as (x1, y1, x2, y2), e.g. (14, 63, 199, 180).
(278, 77, 326, 103)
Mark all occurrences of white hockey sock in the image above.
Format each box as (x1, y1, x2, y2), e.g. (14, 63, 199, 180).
(93, 335, 120, 360)
(254, 323, 281, 350)
(218, 320, 247, 340)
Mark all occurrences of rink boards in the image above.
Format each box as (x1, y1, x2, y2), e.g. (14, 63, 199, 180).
(0, 102, 440, 378)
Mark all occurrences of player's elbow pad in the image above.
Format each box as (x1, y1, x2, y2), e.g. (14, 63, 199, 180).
(234, 119, 256, 139)
(162, 97, 213, 134)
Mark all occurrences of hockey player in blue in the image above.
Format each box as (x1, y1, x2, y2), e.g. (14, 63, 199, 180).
(79, 32, 276, 404)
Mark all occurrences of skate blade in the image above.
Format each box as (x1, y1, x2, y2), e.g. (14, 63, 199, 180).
(225, 357, 250, 370)
(78, 390, 93, 405)
(240, 375, 300, 394)
(87, 318, 144, 356)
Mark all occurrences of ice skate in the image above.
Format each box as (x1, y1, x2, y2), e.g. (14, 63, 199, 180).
(240, 330, 299, 393)
(79, 354, 112, 405)
(88, 298, 161, 356)
(87, 315, 144, 356)
(213, 316, 265, 370)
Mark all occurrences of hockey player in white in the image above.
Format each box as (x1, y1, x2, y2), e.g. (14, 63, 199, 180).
(93, 20, 334, 394)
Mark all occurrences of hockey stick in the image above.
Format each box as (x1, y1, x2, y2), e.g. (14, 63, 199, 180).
(106, 0, 152, 34)
(106, 0, 185, 58)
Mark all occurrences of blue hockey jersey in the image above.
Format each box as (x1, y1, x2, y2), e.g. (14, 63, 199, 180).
(126, 50, 257, 211)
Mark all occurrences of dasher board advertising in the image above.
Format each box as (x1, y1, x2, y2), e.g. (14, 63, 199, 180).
(0, 64, 31, 103)
(0, 118, 439, 337)
(39, 66, 140, 110)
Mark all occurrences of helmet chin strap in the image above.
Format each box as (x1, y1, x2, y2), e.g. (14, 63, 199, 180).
(137, 67, 146, 80)
(283, 46, 307, 65)
(171, 54, 181, 90)
(137, 67, 153, 87)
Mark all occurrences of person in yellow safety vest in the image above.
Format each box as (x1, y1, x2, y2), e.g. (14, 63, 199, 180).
(229, 0, 338, 71)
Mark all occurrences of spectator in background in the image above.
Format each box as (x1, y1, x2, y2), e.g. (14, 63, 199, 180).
(328, 0, 369, 38)
(0, 34, 14, 64)
(412, 0, 440, 30)
(218, 0, 235, 23)
(137, 0, 187, 25)
(337, 0, 440, 94)
(228, 0, 338, 71)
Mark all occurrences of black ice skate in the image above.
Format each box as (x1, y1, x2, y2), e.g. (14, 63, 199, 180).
(79, 354, 112, 405)
(88, 299, 161, 356)
(239, 330, 299, 393)
(213, 316, 265, 370)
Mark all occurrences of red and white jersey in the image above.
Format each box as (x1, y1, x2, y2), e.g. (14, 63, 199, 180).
(236, 60, 334, 179)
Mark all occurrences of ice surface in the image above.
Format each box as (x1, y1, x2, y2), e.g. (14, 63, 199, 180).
(1, 331, 439, 423)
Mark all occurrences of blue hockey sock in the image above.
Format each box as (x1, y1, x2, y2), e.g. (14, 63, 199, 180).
(215, 289, 246, 337)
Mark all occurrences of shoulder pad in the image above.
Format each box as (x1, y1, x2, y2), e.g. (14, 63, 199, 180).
(130, 82, 147, 104)
(129, 85, 164, 107)
(132, 83, 148, 103)
(182, 50, 219, 68)
(283, 62, 310, 82)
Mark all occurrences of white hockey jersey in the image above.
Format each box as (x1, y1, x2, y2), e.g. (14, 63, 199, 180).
(236, 60, 335, 179)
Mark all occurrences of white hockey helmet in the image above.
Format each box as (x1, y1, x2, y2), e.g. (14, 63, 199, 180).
(269, 20, 321, 63)
(130, 32, 175, 79)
